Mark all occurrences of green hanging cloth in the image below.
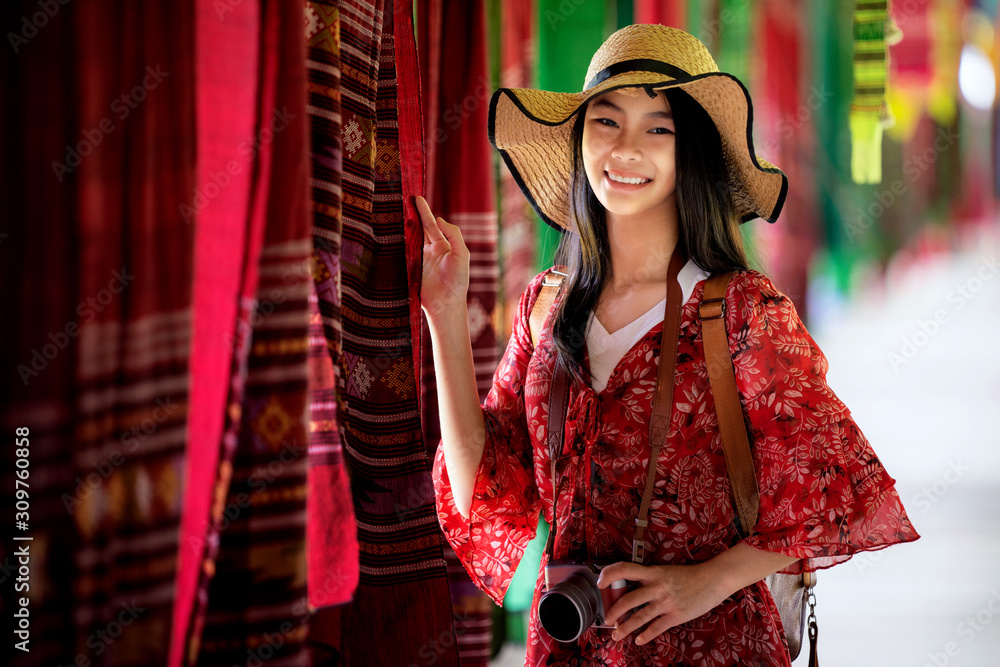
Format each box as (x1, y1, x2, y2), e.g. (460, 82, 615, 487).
(717, 0, 752, 86)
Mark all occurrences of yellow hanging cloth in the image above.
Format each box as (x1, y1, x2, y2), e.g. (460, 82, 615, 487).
(849, 1, 899, 184)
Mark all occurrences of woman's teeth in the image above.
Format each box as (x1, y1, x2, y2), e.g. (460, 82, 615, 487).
(607, 172, 650, 185)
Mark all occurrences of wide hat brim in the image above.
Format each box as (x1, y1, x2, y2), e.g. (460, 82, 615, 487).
(488, 68, 788, 232)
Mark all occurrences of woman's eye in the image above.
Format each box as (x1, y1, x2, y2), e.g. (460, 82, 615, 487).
(650, 127, 674, 135)
(595, 118, 618, 127)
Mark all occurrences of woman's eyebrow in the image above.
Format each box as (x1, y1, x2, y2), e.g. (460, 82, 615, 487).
(591, 97, 673, 120)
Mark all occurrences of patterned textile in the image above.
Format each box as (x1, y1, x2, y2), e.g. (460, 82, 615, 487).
(1, 1, 194, 664)
(195, 239, 313, 667)
(416, 2, 500, 662)
(309, 1, 459, 664)
(433, 268, 920, 666)
(175, 0, 312, 664)
(303, 0, 360, 611)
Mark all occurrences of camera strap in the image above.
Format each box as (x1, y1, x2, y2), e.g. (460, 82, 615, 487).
(632, 244, 685, 564)
(534, 245, 687, 566)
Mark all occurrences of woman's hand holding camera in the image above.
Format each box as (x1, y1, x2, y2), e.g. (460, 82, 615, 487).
(596, 543, 799, 646)
(596, 561, 726, 646)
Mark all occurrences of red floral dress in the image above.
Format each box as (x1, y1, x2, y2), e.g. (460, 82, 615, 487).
(432, 267, 920, 666)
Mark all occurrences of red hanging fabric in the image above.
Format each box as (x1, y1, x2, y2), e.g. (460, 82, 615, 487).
(3, 0, 197, 663)
(173, 0, 271, 662)
(635, 0, 687, 28)
(189, 0, 314, 662)
(416, 1, 498, 663)
(498, 0, 537, 346)
(758, 0, 818, 319)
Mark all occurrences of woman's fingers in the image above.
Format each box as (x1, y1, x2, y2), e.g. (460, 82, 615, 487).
(415, 195, 445, 244)
(597, 562, 653, 588)
(634, 614, 679, 646)
(603, 585, 657, 629)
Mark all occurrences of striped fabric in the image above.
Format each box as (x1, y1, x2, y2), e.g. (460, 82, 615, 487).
(850, 0, 891, 183)
(196, 238, 313, 666)
(307, 0, 460, 663)
(303, 0, 360, 612)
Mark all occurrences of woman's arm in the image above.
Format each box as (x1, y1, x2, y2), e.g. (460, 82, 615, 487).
(417, 195, 486, 519)
(597, 542, 799, 645)
(426, 306, 486, 519)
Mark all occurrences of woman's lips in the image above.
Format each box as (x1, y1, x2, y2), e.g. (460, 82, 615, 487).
(604, 171, 651, 190)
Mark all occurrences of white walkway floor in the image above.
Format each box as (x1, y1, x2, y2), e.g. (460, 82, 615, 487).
(492, 224, 1000, 666)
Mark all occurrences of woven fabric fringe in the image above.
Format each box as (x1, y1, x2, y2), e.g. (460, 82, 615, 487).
(850, 0, 892, 184)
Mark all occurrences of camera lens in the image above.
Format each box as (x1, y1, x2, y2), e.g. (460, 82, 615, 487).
(538, 573, 602, 642)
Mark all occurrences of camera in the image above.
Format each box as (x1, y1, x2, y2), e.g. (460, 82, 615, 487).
(538, 559, 631, 643)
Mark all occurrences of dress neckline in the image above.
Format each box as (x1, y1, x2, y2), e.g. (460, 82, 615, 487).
(590, 295, 667, 340)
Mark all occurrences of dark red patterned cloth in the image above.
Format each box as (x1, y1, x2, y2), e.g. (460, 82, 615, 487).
(433, 268, 920, 666)
(1, 1, 195, 664)
(308, 0, 460, 664)
(302, 0, 360, 611)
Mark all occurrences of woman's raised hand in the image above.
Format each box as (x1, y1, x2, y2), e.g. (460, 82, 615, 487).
(416, 195, 470, 321)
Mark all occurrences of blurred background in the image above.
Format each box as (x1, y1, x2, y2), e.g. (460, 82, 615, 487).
(2, 0, 998, 665)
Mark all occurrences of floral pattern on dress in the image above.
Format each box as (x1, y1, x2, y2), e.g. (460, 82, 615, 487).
(432, 267, 920, 666)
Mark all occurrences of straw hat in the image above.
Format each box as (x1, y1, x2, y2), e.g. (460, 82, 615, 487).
(488, 23, 788, 231)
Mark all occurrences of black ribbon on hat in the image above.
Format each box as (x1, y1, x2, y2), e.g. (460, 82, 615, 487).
(586, 58, 692, 90)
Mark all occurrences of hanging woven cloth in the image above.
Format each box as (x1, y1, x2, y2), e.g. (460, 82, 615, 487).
(850, 0, 901, 183)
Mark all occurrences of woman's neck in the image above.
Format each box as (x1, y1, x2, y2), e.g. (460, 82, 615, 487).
(604, 206, 680, 292)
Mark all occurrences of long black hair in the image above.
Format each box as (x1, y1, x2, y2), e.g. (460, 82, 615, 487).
(550, 86, 756, 386)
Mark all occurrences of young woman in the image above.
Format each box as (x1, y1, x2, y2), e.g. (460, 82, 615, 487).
(418, 24, 919, 666)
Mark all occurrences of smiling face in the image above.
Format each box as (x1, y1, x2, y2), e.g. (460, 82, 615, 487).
(581, 87, 677, 226)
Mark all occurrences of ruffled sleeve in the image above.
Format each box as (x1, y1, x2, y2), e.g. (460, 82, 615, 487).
(431, 269, 551, 605)
(728, 272, 920, 574)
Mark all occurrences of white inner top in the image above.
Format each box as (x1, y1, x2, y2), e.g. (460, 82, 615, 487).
(585, 258, 711, 393)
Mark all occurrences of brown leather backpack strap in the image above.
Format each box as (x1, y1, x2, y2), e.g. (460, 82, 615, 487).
(698, 271, 759, 537)
(544, 359, 569, 562)
(532, 268, 567, 562)
(529, 269, 567, 349)
(632, 245, 686, 564)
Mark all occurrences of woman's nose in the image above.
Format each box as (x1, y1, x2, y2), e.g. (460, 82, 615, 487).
(610, 129, 642, 161)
